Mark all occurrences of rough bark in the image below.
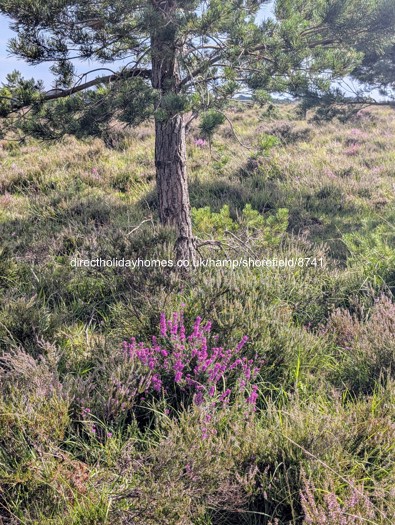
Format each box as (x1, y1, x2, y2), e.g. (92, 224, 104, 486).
(150, 0, 197, 263)
(155, 115, 197, 262)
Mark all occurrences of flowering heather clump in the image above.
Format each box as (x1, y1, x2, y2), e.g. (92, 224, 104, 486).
(349, 128, 368, 140)
(371, 165, 385, 175)
(122, 312, 261, 410)
(194, 138, 208, 148)
(91, 167, 101, 180)
(301, 476, 377, 525)
(344, 144, 360, 156)
(323, 167, 337, 180)
(0, 192, 13, 207)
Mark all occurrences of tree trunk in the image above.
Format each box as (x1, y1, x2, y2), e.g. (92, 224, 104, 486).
(150, 0, 196, 264)
(155, 115, 196, 263)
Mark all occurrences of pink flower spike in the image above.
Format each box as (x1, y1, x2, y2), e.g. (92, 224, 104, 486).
(236, 335, 249, 351)
(194, 138, 208, 148)
(171, 312, 179, 335)
(160, 313, 167, 337)
(192, 316, 202, 337)
(246, 385, 259, 405)
(180, 322, 186, 341)
(203, 321, 212, 332)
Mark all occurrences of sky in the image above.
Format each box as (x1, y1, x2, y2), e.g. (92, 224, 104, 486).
(0, 17, 112, 88)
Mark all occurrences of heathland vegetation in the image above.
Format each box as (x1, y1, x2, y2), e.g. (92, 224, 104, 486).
(1, 102, 395, 523)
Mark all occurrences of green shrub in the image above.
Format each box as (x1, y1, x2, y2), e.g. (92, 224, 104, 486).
(192, 203, 237, 236)
(344, 219, 395, 288)
(257, 133, 281, 155)
(199, 110, 226, 142)
(192, 203, 289, 248)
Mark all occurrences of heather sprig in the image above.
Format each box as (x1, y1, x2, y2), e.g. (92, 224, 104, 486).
(194, 138, 208, 148)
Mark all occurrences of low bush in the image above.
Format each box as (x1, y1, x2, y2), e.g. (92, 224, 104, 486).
(326, 295, 395, 394)
(192, 203, 289, 249)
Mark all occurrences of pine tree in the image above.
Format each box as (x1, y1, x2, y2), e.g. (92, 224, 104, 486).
(0, 0, 394, 261)
(352, 43, 395, 100)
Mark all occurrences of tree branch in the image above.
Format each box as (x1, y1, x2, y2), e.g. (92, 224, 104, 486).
(41, 67, 151, 103)
(2, 67, 152, 113)
(179, 52, 223, 87)
(216, 110, 252, 150)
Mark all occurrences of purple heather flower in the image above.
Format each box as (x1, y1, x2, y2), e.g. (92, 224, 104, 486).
(246, 385, 259, 406)
(151, 374, 162, 392)
(236, 335, 249, 351)
(171, 312, 179, 336)
(203, 321, 212, 333)
(160, 313, 167, 336)
(345, 144, 360, 156)
(192, 316, 202, 337)
(194, 391, 204, 405)
(219, 389, 231, 403)
(244, 368, 251, 380)
(194, 138, 208, 148)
